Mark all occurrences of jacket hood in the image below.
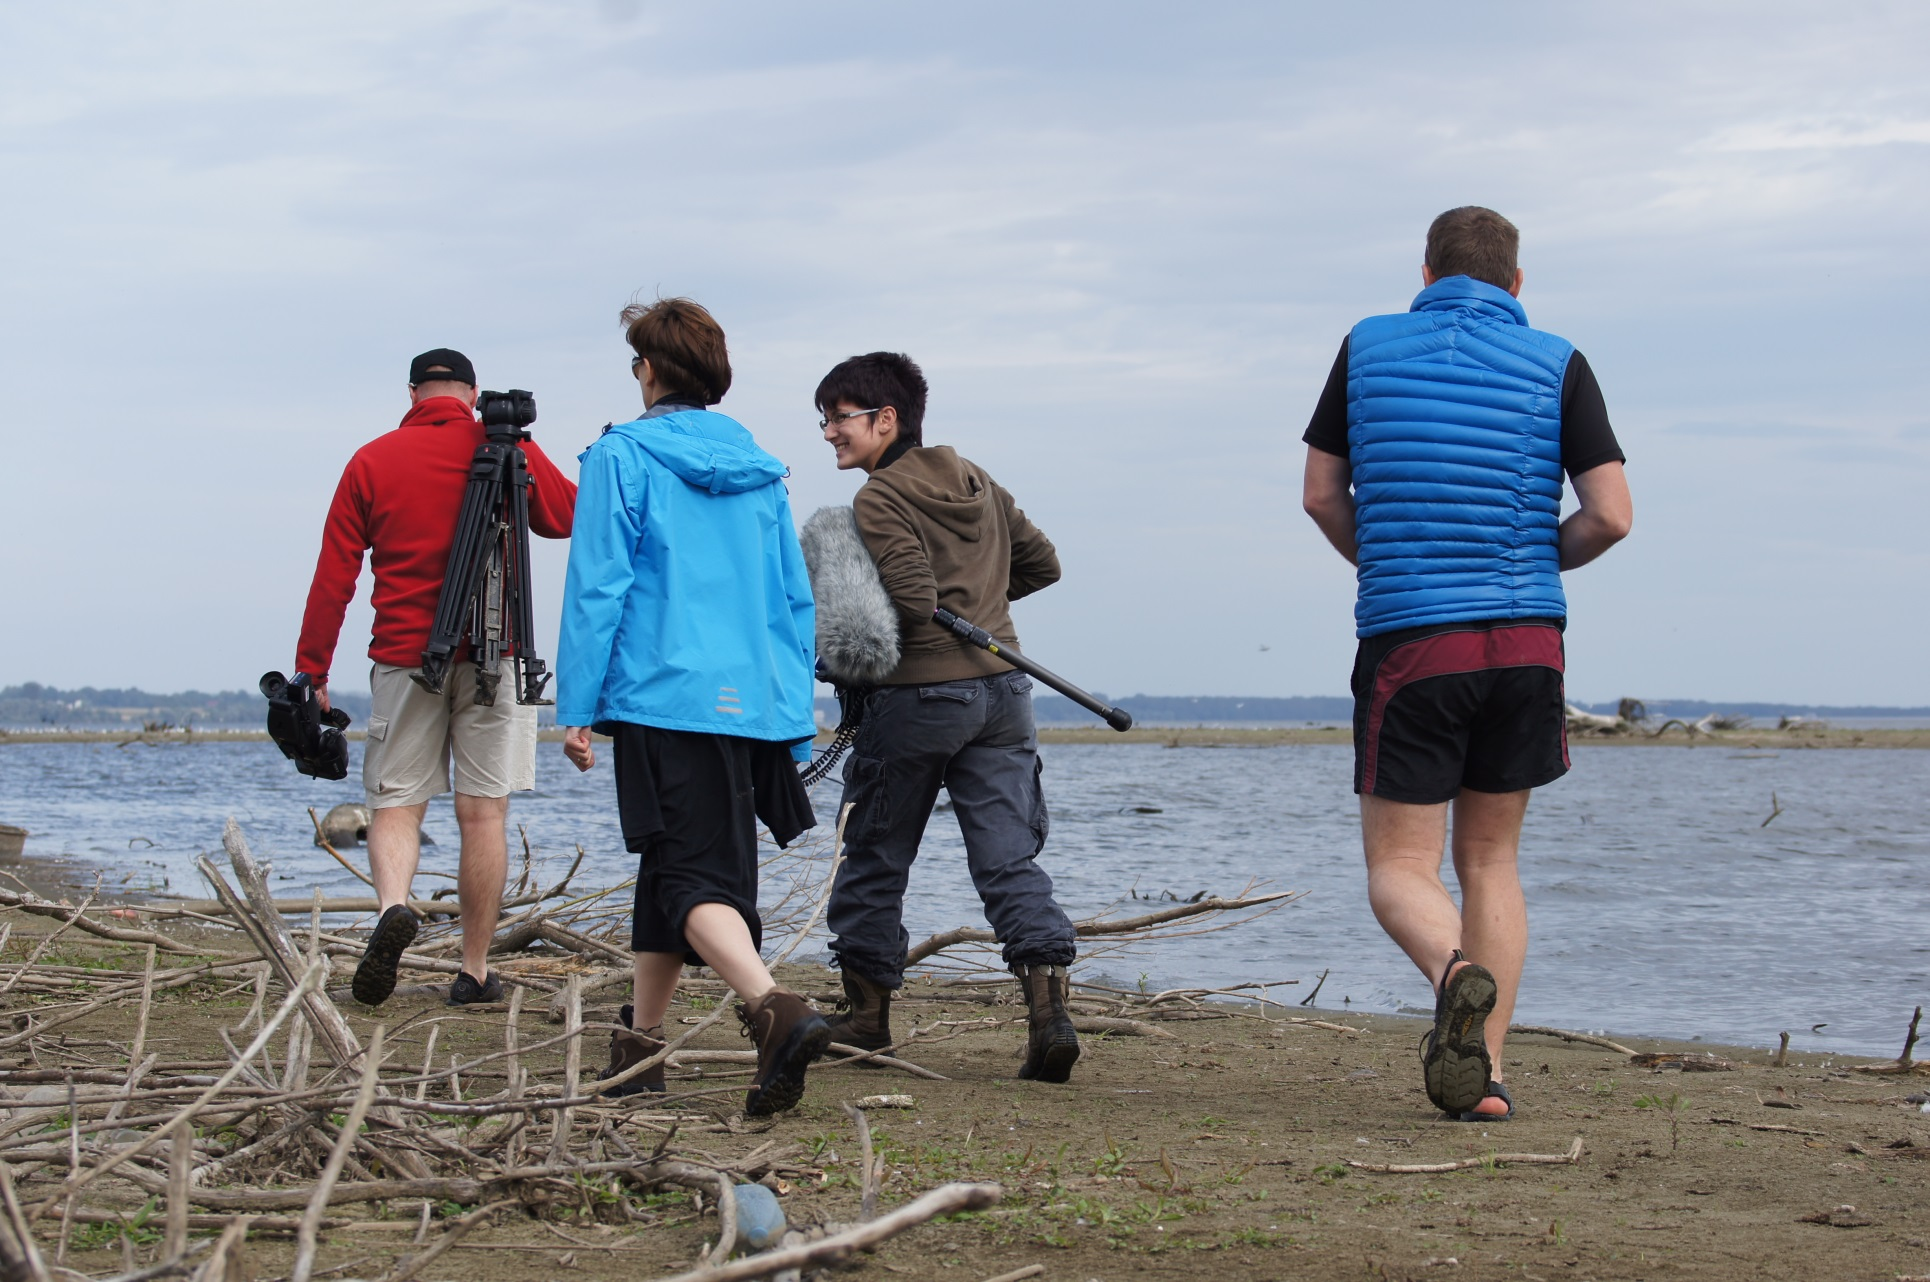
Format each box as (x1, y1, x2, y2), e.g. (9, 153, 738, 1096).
(598, 409, 789, 495)
(1411, 275, 1529, 327)
(865, 445, 987, 541)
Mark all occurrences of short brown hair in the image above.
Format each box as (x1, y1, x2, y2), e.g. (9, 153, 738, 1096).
(619, 297, 732, 405)
(1424, 207, 1519, 290)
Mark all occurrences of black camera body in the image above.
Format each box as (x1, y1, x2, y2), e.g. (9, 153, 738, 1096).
(260, 671, 352, 780)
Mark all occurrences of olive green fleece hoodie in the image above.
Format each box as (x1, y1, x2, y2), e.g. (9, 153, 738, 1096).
(852, 445, 1060, 686)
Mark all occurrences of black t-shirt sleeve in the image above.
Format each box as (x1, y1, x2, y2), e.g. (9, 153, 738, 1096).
(1561, 350, 1625, 477)
(1302, 337, 1351, 458)
(1304, 336, 1625, 476)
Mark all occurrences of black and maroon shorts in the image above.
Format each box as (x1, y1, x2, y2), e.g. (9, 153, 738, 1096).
(1350, 618, 1569, 804)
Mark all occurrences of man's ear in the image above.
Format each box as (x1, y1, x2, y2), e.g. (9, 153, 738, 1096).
(463, 385, 480, 409)
(1508, 268, 1524, 298)
(875, 405, 900, 442)
(1421, 264, 1437, 287)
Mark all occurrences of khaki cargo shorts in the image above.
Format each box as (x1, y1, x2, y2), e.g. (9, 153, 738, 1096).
(363, 663, 538, 808)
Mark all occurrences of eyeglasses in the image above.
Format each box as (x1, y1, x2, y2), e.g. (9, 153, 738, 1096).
(819, 408, 882, 430)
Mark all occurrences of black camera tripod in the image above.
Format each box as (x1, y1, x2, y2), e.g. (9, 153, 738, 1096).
(413, 389, 553, 706)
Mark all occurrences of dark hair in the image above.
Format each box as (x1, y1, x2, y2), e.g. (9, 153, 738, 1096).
(1424, 207, 1519, 290)
(619, 297, 732, 405)
(814, 352, 928, 445)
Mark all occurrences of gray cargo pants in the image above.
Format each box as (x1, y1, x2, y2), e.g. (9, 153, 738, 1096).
(827, 671, 1077, 989)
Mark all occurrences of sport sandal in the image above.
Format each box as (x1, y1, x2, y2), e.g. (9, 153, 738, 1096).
(1450, 1079, 1514, 1122)
(1421, 949, 1497, 1116)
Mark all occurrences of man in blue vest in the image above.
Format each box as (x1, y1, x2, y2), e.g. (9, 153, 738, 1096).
(1302, 206, 1633, 1122)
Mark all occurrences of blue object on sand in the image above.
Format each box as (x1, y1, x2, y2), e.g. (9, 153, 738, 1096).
(731, 1182, 787, 1252)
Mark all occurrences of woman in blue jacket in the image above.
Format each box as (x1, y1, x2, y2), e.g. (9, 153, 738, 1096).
(557, 297, 826, 1116)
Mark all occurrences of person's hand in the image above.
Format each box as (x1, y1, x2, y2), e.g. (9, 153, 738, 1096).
(563, 726, 595, 772)
(316, 681, 331, 713)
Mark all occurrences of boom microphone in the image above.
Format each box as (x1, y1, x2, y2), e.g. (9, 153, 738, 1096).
(932, 608, 1132, 732)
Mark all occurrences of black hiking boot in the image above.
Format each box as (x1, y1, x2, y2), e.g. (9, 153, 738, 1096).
(600, 1003, 667, 1097)
(738, 988, 831, 1117)
(821, 969, 893, 1065)
(1015, 963, 1081, 1083)
(350, 904, 420, 1007)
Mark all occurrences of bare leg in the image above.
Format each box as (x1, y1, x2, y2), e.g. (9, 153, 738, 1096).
(631, 952, 685, 1031)
(367, 803, 428, 912)
(1360, 795, 1459, 985)
(1362, 790, 1530, 1117)
(452, 793, 509, 982)
(1450, 788, 1530, 1092)
(683, 903, 776, 1003)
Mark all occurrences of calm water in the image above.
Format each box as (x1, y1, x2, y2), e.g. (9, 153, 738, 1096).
(0, 739, 1923, 1056)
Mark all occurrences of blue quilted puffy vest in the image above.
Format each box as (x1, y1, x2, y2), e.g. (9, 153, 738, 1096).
(1348, 276, 1573, 638)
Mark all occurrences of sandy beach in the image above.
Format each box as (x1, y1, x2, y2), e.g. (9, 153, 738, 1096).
(0, 896, 1921, 1281)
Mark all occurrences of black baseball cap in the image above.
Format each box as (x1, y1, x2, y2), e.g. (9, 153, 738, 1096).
(408, 348, 477, 387)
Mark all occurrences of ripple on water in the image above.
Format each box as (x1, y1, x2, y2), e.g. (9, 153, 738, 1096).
(0, 739, 1923, 1054)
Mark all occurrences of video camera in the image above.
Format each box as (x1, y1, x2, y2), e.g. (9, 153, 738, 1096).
(260, 671, 352, 780)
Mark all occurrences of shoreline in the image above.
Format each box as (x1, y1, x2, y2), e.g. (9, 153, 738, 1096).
(0, 836, 1913, 1061)
(8, 724, 1930, 748)
(0, 907, 1923, 1281)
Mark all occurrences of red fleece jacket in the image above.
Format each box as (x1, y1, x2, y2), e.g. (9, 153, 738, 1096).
(296, 396, 577, 682)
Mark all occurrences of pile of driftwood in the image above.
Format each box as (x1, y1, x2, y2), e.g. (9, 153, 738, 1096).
(1564, 698, 1758, 738)
(0, 814, 1299, 1282)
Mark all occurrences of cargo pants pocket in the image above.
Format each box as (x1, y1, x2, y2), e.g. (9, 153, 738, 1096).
(1027, 755, 1049, 855)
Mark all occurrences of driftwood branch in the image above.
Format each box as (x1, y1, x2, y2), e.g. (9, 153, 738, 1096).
(640, 1182, 1003, 1282)
(1509, 1025, 1638, 1057)
(0, 887, 204, 956)
(841, 1102, 879, 1222)
(904, 891, 1296, 967)
(1348, 1136, 1584, 1174)
(292, 1024, 384, 1282)
(1852, 1005, 1930, 1075)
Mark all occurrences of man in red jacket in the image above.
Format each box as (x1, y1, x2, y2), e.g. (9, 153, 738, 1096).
(296, 349, 577, 1008)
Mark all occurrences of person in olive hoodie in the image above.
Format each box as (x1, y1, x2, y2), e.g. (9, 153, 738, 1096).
(815, 351, 1081, 1083)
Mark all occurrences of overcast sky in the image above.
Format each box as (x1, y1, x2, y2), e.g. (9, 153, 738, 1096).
(5, 2, 1928, 706)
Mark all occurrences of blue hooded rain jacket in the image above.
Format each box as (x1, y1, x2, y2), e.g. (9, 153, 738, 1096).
(555, 406, 816, 756)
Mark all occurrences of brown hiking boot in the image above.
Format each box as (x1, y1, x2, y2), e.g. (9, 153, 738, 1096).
(737, 988, 831, 1116)
(599, 1004, 666, 1097)
(821, 968, 893, 1065)
(1015, 963, 1081, 1083)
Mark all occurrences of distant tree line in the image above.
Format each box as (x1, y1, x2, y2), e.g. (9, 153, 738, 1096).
(0, 682, 372, 729)
(10, 684, 1927, 732)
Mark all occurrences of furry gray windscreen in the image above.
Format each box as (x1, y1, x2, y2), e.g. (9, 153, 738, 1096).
(800, 505, 901, 686)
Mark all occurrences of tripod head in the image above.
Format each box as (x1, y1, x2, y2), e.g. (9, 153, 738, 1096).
(478, 389, 537, 440)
